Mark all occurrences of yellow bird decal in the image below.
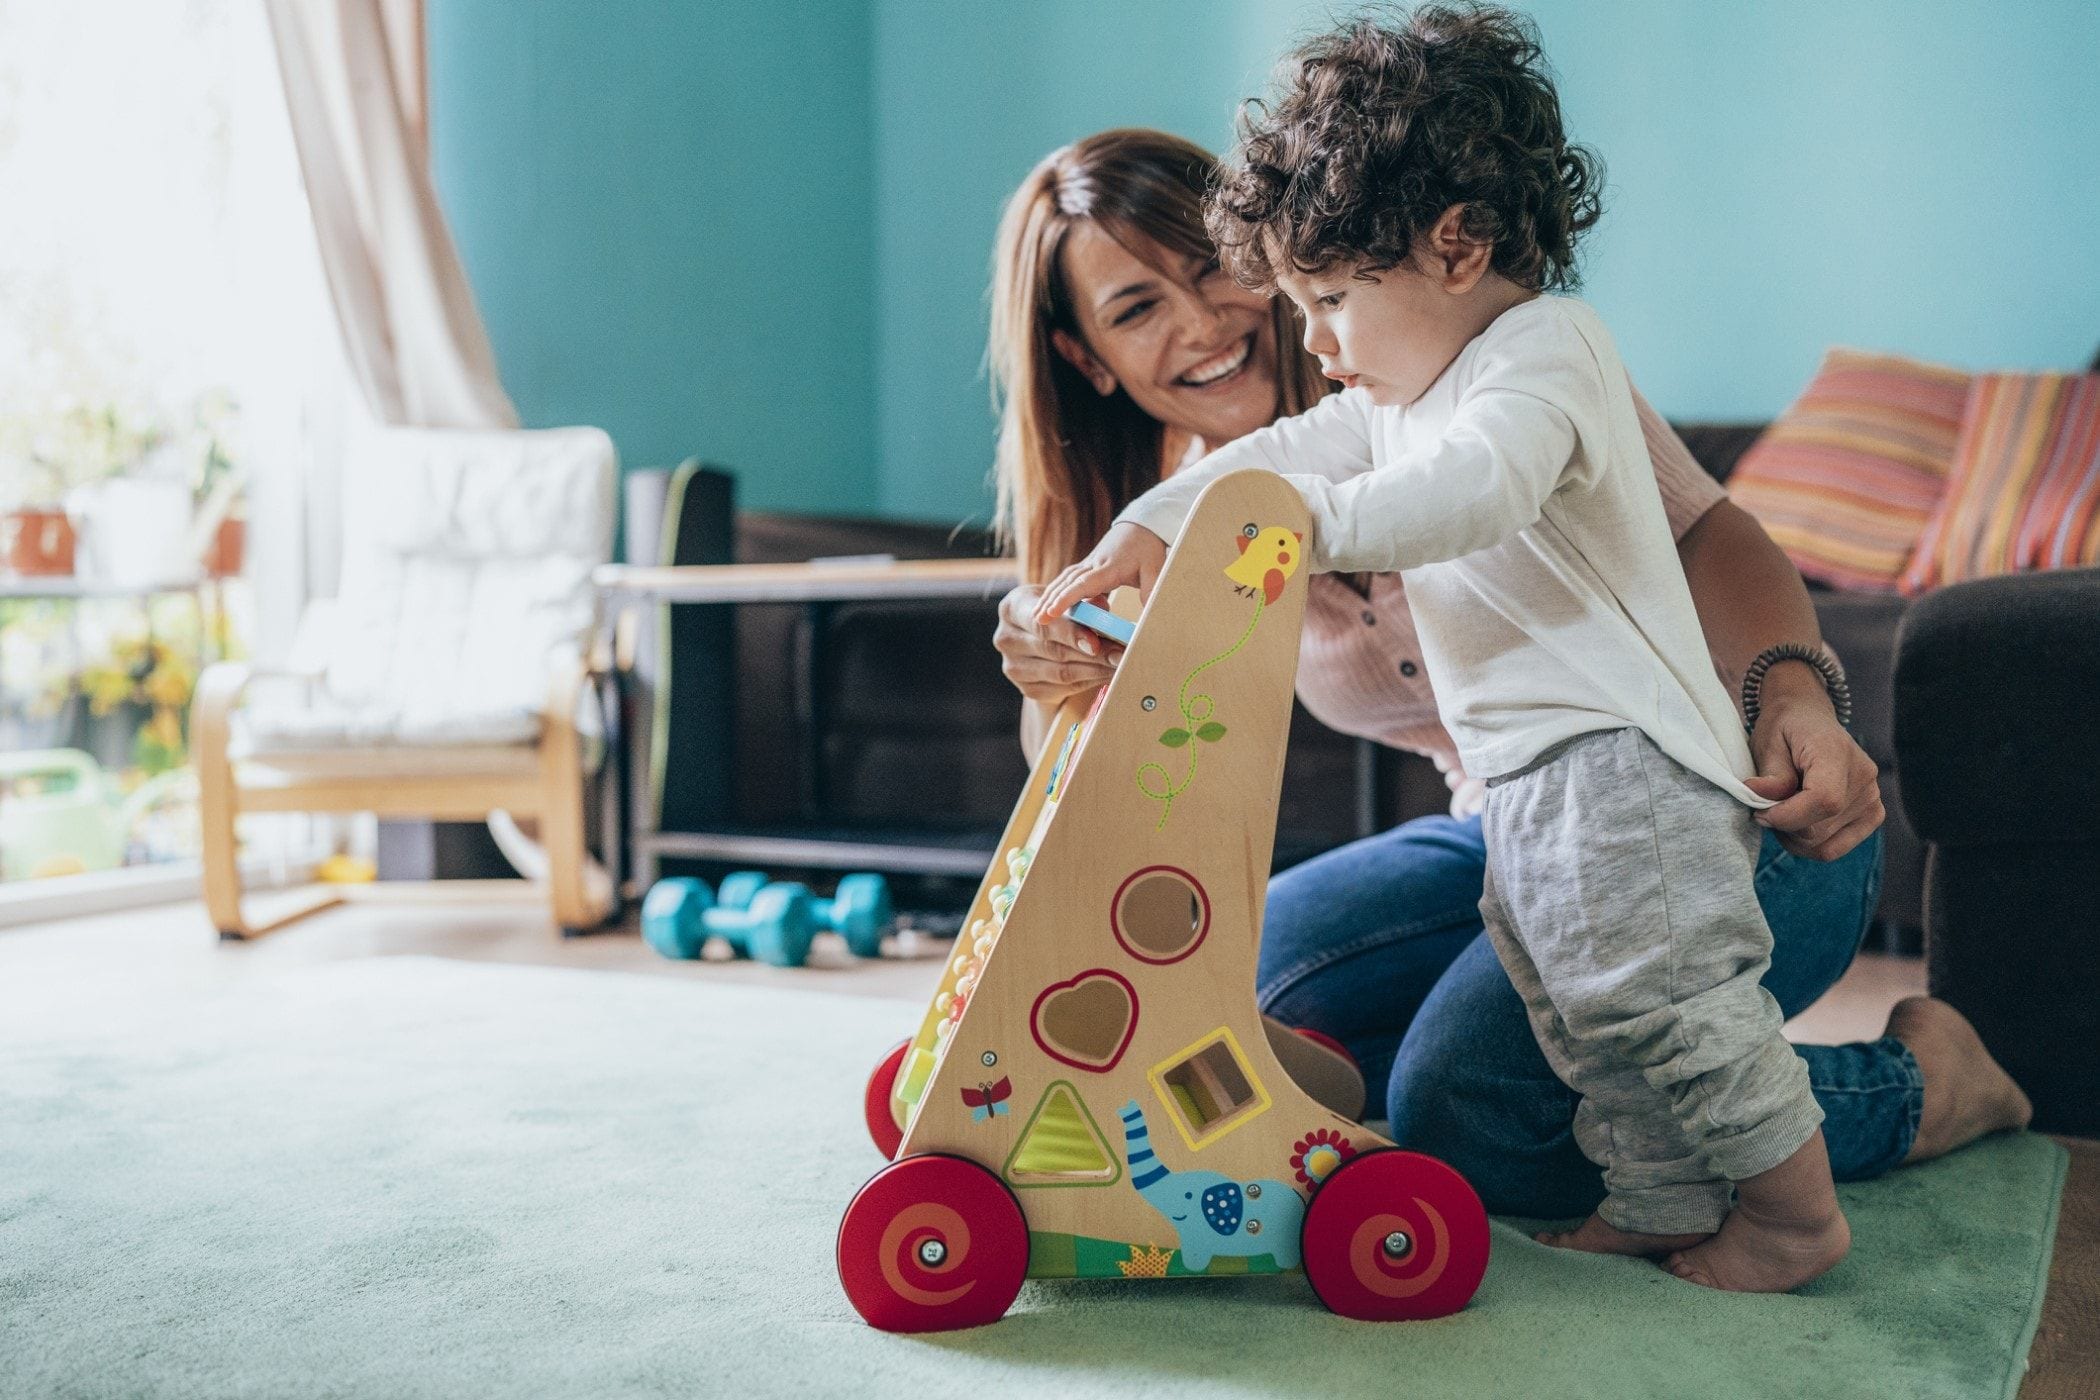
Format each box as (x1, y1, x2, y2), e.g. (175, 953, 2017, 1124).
(1224, 525, 1304, 604)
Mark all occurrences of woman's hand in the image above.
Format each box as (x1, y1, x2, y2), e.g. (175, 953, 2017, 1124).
(994, 583, 1118, 708)
(1032, 522, 1169, 651)
(1742, 664, 1884, 860)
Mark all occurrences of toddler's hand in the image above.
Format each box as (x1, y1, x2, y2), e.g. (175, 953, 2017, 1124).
(1032, 522, 1169, 652)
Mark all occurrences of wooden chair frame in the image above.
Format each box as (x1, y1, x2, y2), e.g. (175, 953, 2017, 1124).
(192, 653, 612, 939)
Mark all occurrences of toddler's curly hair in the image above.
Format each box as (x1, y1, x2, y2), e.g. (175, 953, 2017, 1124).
(1208, 4, 1602, 293)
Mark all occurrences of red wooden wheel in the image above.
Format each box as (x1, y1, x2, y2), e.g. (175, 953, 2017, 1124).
(864, 1039, 911, 1158)
(1293, 1025, 1357, 1070)
(837, 1153, 1030, 1333)
(1301, 1148, 1490, 1321)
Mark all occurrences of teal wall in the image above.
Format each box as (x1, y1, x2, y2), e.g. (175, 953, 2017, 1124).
(431, 0, 2100, 528)
(868, 1, 1277, 524)
(427, 0, 877, 517)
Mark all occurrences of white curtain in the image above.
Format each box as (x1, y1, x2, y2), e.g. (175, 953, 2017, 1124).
(263, 1, 582, 888)
(263, 0, 517, 431)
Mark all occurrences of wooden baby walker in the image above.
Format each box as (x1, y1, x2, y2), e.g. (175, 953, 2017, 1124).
(837, 470, 1491, 1331)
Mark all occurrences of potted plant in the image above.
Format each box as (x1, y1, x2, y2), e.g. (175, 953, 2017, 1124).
(0, 447, 78, 577)
(75, 625, 198, 776)
(0, 603, 83, 752)
(0, 400, 155, 577)
(187, 391, 245, 578)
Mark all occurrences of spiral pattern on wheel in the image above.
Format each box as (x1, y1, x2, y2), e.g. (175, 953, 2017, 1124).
(1347, 1201, 1450, 1297)
(877, 1203, 975, 1306)
(838, 1154, 1031, 1333)
(1300, 1149, 1490, 1322)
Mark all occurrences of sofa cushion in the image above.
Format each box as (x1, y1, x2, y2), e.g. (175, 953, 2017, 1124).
(1669, 423, 1768, 484)
(1726, 349, 1970, 591)
(1894, 567, 2100, 846)
(1806, 587, 1923, 932)
(1902, 372, 2100, 593)
(1808, 589, 1909, 767)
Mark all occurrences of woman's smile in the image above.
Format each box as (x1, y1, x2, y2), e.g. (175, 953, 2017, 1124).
(1054, 220, 1281, 447)
(1176, 334, 1254, 389)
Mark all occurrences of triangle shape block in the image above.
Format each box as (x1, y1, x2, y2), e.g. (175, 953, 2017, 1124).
(1003, 1081, 1120, 1186)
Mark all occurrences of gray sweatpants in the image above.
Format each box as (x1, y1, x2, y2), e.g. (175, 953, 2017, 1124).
(1479, 727, 1824, 1234)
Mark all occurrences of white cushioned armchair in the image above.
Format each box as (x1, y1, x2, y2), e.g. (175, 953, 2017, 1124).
(193, 425, 618, 937)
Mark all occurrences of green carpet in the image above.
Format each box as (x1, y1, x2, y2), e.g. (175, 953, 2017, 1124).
(0, 958, 2063, 1399)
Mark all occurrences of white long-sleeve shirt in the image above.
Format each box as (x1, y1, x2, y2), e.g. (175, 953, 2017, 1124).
(1119, 295, 1766, 804)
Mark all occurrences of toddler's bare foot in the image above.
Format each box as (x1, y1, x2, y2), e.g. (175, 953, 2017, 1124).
(1537, 1212, 1710, 1257)
(1887, 996, 2033, 1163)
(1664, 1132, 1850, 1293)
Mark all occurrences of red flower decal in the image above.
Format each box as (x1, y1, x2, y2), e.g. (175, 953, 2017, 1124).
(1290, 1128, 1357, 1187)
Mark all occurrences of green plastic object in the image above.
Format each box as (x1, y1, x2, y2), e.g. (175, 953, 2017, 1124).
(0, 748, 186, 882)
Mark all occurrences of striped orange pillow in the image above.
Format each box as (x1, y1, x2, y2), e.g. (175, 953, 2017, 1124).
(1902, 373, 2100, 593)
(1727, 349, 1970, 591)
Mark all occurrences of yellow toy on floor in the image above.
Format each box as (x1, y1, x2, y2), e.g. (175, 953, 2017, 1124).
(837, 470, 1491, 1331)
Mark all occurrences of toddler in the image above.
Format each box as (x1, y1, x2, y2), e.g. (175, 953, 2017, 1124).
(1037, 5, 1850, 1292)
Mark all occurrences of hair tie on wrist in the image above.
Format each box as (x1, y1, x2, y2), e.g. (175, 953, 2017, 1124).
(1742, 642, 1851, 731)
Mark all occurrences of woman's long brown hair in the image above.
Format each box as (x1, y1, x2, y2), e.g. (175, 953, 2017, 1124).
(989, 129, 1329, 584)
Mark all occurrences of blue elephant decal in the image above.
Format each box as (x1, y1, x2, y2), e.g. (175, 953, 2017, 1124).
(1118, 1100, 1303, 1271)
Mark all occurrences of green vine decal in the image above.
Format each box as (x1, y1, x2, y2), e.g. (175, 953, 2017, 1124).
(1135, 595, 1265, 829)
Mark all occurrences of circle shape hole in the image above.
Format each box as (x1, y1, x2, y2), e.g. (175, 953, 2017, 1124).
(1111, 866, 1210, 965)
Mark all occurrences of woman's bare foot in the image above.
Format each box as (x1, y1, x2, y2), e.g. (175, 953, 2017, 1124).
(1537, 1212, 1710, 1257)
(1887, 996, 2033, 1163)
(1664, 1132, 1850, 1293)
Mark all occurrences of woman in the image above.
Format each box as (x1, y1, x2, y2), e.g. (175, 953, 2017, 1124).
(987, 129, 2028, 1220)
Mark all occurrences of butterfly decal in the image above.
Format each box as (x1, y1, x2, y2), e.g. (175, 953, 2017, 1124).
(961, 1077, 1012, 1122)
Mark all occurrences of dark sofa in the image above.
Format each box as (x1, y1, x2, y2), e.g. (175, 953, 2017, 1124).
(1893, 566, 2100, 1135)
(714, 424, 1928, 943)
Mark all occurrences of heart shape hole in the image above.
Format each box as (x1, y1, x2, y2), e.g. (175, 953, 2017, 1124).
(1030, 970, 1138, 1073)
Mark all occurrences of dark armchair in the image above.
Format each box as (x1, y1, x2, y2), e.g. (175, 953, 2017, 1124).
(1893, 566, 2100, 1136)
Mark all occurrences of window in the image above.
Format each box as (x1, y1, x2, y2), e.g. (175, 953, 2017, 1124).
(0, 0, 340, 906)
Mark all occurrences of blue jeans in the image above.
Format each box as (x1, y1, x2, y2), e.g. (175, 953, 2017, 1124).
(1257, 813, 1921, 1219)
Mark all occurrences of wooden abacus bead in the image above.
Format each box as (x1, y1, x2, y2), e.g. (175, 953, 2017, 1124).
(935, 991, 953, 1013)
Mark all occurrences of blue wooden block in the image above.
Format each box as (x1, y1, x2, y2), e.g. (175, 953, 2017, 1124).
(1064, 599, 1135, 646)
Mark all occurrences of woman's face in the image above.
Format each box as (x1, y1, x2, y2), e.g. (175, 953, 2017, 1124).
(1054, 222, 1279, 449)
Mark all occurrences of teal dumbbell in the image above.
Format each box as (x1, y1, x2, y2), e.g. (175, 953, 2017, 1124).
(814, 873, 894, 958)
(715, 870, 769, 912)
(640, 877, 819, 967)
(641, 878, 713, 959)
